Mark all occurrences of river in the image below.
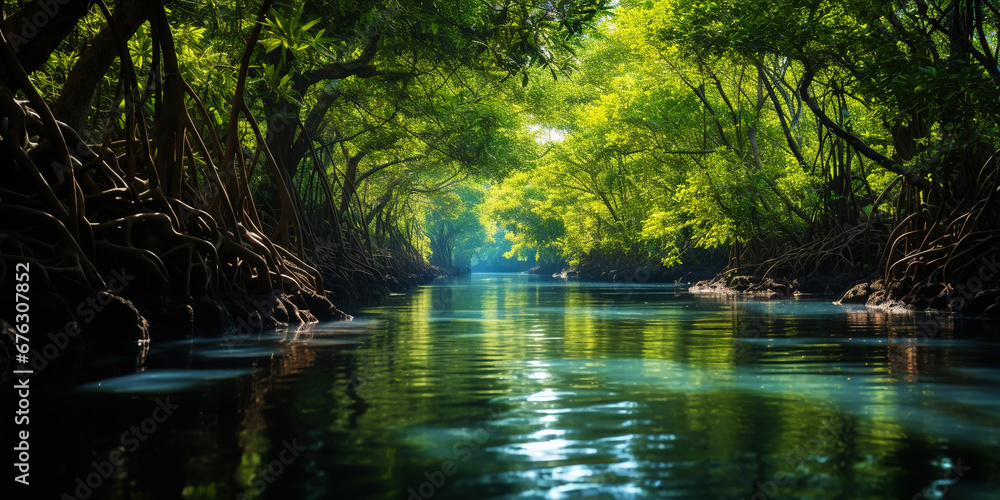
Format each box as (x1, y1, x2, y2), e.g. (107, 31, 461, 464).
(36, 273, 1000, 499)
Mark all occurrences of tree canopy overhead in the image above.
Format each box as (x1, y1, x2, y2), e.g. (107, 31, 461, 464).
(2, 0, 998, 328)
(0, 0, 609, 343)
(480, 0, 999, 296)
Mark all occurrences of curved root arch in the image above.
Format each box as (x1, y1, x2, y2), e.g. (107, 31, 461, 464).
(1, 0, 327, 322)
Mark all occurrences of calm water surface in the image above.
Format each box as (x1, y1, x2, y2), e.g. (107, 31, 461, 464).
(37, 273, 1000, 499)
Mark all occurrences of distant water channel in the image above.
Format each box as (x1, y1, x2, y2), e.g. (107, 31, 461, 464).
(36, 273, 1000, 499)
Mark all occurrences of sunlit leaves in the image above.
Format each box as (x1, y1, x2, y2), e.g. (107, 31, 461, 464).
(479, 170, 566, 263)
(260, 3, 329, 67)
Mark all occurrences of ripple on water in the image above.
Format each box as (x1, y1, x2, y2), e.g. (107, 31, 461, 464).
(49, 273, 1000, 500)
(74, 368, 254, 394)
(191, 346, 282, 359)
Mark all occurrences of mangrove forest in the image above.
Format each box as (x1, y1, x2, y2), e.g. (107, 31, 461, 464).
(2, 0, 1000, 499)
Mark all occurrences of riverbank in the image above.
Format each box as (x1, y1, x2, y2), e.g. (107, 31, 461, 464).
(539, 243, 1000, 318)
(15, 273, 1000, 499)
(541, 250, 723, 285)
(689, 271, 864, 299)
(0, 253, 445, 384)
(689, 267, 1000, 318)
(0, 94, 453, 383)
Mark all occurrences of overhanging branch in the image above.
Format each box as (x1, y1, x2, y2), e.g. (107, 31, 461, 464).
(799, 66, 931, 190)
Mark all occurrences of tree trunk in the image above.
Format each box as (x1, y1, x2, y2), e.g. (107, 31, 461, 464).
(1, 0, 95, 76)
(51, 0, 168, 132)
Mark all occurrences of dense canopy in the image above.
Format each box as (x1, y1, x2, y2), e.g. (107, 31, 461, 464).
(2, 0, 999, 337)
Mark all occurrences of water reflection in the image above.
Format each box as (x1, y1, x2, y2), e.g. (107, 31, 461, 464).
(36, 273, 1000, 499)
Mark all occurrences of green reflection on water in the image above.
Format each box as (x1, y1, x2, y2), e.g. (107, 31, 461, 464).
(63, 274, 1000, 500)
(278, 274, 1000, 499)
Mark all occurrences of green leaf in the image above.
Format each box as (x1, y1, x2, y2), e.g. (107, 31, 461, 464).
(301, 18, 320, 32)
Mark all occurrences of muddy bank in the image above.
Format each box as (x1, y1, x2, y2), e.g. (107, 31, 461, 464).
(527, 262, 568, 276)
(837, 276, 1000, 318)
(690, 271, 864, 299)
(690, 266, 1000, 319)
(0, 256, 441, 385)
(0, 57, 449, 385)
(551, 249, 725, 284)
(551, 260, 721, 285)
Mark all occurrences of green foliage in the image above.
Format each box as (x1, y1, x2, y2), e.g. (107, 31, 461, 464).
(480, 3, 827, 268)
(479, 170, 566, 264)
(424, 184, 490, 268)
(26, 0, 992, 278)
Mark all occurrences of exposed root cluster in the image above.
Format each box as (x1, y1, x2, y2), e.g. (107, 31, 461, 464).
(700, 153, 1000, 314)
(0, 3, 436, 378)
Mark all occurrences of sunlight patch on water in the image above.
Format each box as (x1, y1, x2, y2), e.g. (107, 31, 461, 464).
(527, 389, 575, 402)
(492, 438, 598, 462)
(427, 316, 507, 323)
(486, 357, 1000, 449)
(530, 306, 664, 318)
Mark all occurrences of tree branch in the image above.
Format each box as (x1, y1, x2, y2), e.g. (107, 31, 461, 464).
(799, 66, 931, 189)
